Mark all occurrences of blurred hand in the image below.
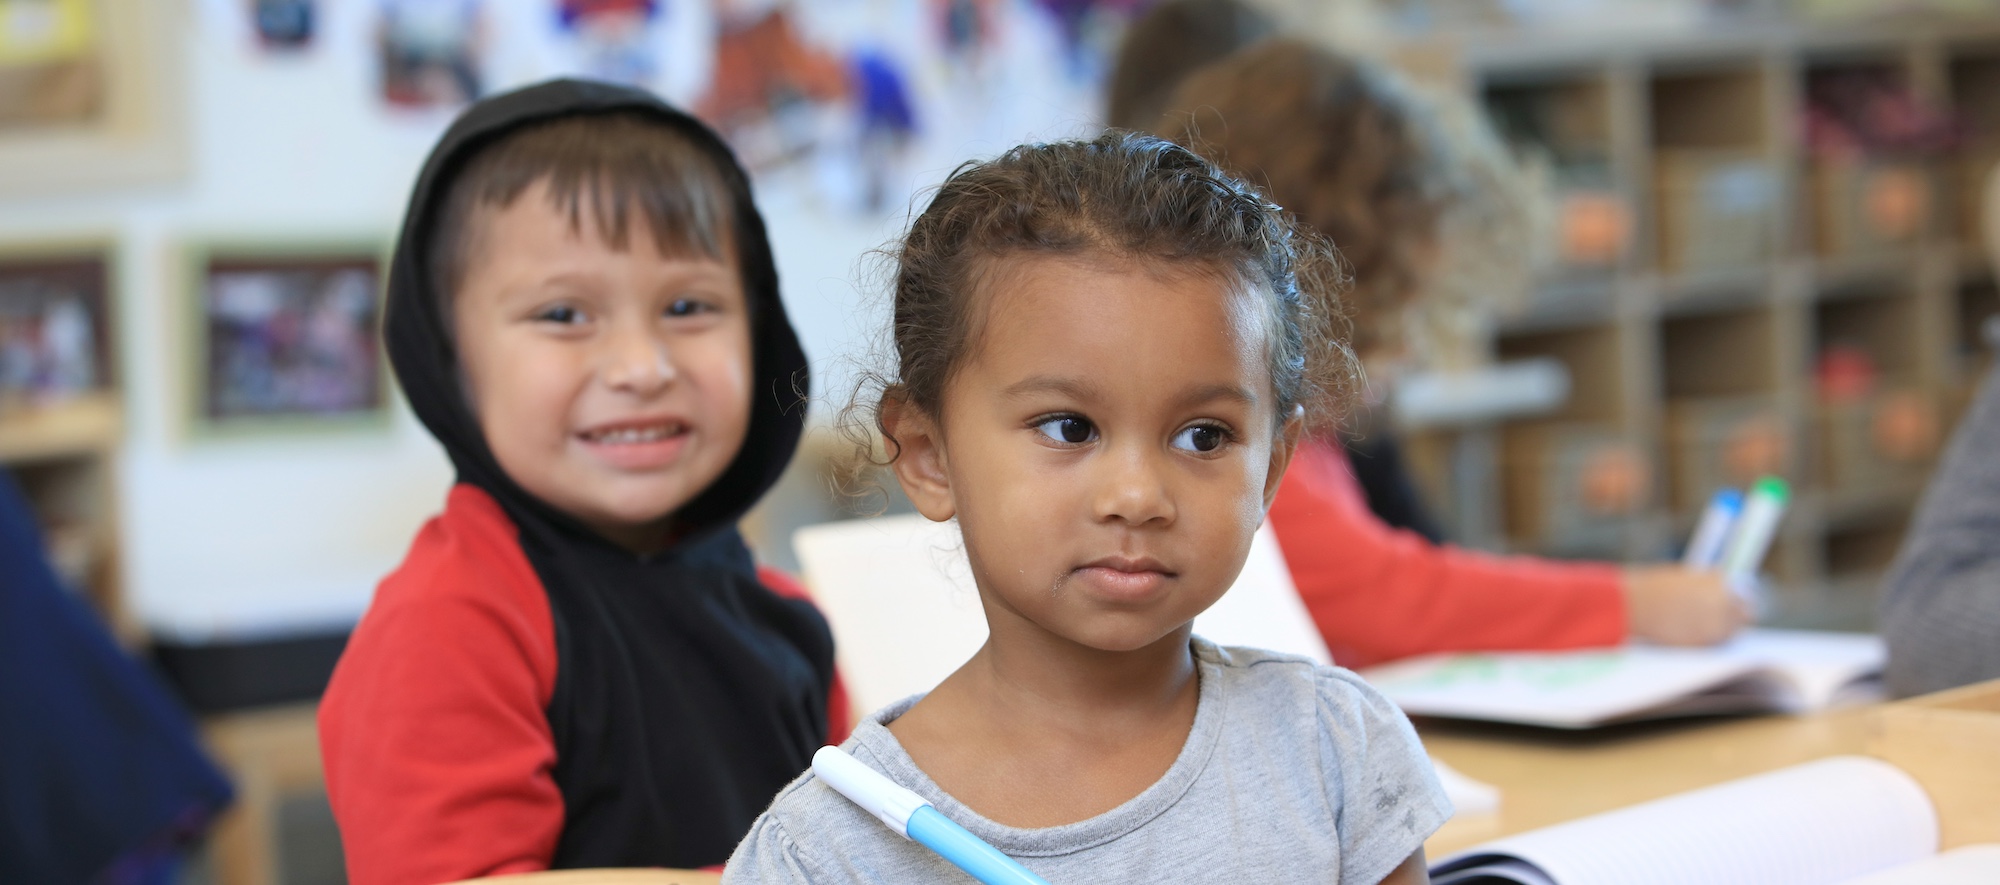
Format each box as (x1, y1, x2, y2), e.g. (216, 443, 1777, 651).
(1620, 565, 1752, 646)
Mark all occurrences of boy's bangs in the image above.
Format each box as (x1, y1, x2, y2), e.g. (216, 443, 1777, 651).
(433, 112, 739, 302)
(541, 149, 736, 263)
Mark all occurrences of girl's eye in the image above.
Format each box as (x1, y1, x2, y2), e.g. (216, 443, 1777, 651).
(1033, 416, 1096, 445)
(666, 298, 710, 317)
(535, 305, 583, 325)
(1172, 424, 1229, 454)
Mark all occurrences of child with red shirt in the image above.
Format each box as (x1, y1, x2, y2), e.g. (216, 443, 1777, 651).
(318, 79, 847, 884)
(1114, 11, 1750, 669)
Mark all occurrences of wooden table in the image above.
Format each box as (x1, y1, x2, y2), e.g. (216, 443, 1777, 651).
(1419, 706, 1877, 857)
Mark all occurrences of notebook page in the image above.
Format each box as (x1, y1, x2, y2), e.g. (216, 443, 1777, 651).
(1361, 646, 1759, 728)
(1838, 845, 2000, 884)
(1430, 756, 1937, 885)
(1716, 629, 1885, 710)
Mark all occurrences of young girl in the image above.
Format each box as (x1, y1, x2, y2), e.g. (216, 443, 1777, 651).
(723, 134, 1447, 883)
(320, 80, 847, 883)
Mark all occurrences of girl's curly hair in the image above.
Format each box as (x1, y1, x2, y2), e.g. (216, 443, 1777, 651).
(843, 131, 1361, 480)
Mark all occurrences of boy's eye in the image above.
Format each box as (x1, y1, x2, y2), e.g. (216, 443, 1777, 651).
(1172, 424, 1228, 454)
(665, 298, 710, 317)
(535, 305, 583, 325)
(1033, 416, 1096, 445)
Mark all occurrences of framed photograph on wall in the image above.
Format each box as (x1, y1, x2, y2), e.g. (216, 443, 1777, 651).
(0, 0, 186, 196)
(0, 242, 115, 417)
(184, 243, 387, 435)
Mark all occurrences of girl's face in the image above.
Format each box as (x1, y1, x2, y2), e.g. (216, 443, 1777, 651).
(887, 255, 1301, 654)
(453, 180, 753, 552)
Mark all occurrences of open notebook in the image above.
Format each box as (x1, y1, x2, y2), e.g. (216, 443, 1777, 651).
(1431, 756, 2000, 885)
(1359, 628, 1886, 729)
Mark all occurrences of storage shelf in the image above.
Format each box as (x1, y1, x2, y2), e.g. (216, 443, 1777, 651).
(0, 393, 122, 464)
(1397, 15, 2000, 624)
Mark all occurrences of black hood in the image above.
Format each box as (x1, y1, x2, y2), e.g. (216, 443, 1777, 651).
(385, 77, 808, 544)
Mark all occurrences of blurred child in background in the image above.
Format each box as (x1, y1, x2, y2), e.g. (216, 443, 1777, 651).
(1115, 1, 1747, 668)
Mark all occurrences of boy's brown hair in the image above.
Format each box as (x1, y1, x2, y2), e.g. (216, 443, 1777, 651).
(1154, 39, 1464, 359)
(428, 111, 739, 318)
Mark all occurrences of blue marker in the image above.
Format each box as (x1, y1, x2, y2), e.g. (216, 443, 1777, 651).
(813, 746, 1053, 885)
(1682, 488, 1744, 570)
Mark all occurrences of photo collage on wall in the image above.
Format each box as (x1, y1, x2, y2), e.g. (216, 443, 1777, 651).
(221, 0, 1156, 214)
(195, 252, 384, 430)
(0, 253, 111, 416)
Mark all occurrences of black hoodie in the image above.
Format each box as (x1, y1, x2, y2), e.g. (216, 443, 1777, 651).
(377, 79, 834, 870)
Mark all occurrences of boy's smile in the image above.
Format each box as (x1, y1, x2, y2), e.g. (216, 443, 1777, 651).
(887, 253, 1301, 655)
(453, 180, 753, 552)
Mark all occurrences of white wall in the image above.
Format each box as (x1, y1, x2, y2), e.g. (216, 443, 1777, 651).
(0, 2, 1107, 640)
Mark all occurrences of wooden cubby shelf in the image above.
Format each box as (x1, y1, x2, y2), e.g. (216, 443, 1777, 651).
(1409, 16, 2000, 631)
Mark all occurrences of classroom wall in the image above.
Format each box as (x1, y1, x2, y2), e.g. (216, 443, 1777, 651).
(0, 2, 1114, 640)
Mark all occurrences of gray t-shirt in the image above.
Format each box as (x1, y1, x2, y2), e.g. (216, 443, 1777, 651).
(723, 638, 1451, 884)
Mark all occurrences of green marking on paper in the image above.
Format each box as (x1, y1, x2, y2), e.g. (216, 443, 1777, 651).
(1395, 653, 1624, 691)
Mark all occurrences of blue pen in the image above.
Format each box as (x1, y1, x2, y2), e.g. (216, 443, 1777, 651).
(813, 746, 1053, 885)
(1682, 488, 1744, 570)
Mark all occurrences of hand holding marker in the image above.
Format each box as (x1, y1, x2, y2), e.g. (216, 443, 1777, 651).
(813, 746, 1054, 885)
(1683, 477, 1788, 608)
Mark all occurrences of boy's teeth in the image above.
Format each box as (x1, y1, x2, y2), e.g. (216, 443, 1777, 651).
(590, 424, 679, 443)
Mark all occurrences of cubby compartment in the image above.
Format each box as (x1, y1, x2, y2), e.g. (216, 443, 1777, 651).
(1496, 324, 1625, 423)
(1946, 47, 2000, 245)
(1651, 66, 1777, 275)
(1500, 420, 1649, 556)
(1958, 277, 1999, 372)
(1661, 305, 1777, 399)
(1483, 71, 1630, 273)
(8, 453, 118, 618)
(1801, 57, 1938, 258)
(1813, 287, 1922, 389)
(1660, 306, 1789, 513)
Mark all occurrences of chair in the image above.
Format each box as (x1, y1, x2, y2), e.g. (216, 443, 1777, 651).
(793, 514, 1332, 716)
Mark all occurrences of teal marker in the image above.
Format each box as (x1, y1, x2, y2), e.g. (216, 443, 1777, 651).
(1720, 477, 1789, 584)
(813, 746, 1053, 885)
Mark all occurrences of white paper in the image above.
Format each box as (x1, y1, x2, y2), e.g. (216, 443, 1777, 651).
(1431, 756, 1938, 885)
(1361, 629, 1885, 728)
(795, 515, 1331, 716)
(1838, 845, 2000, 884)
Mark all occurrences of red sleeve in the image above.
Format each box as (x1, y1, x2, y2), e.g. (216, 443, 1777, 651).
(1268, 439, 1627, 669)
(757, 565, 854, 746)
(319, 485, 563, 885)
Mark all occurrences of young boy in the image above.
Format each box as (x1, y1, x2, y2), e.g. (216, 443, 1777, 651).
(319, 79, 847, 885)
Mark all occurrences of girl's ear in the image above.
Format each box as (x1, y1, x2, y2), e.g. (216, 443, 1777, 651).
(1262, 405, 1306, 510)
(879, 394, 957, 522)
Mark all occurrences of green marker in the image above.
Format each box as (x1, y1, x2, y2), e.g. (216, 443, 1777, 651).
(1720, 476, 1789, 585)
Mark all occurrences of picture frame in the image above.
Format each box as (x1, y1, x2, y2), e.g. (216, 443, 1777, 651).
(181, 240, 390, 438)
(0, 0, 188, 197)
(0, 239, 117, 419)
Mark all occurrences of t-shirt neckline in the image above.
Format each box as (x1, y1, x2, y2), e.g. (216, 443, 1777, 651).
(848, 636, 1229, 858)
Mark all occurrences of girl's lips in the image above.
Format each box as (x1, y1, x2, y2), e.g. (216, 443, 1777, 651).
(576, 420, 692, 470)
(1071, 565, 1172, 603)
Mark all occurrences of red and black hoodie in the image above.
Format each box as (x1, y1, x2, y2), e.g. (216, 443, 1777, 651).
(319, 79, 847, 885)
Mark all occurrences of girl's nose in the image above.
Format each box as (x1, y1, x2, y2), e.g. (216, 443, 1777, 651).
(599, 323, 676, 395)
(1092, 443, 1176, 527)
